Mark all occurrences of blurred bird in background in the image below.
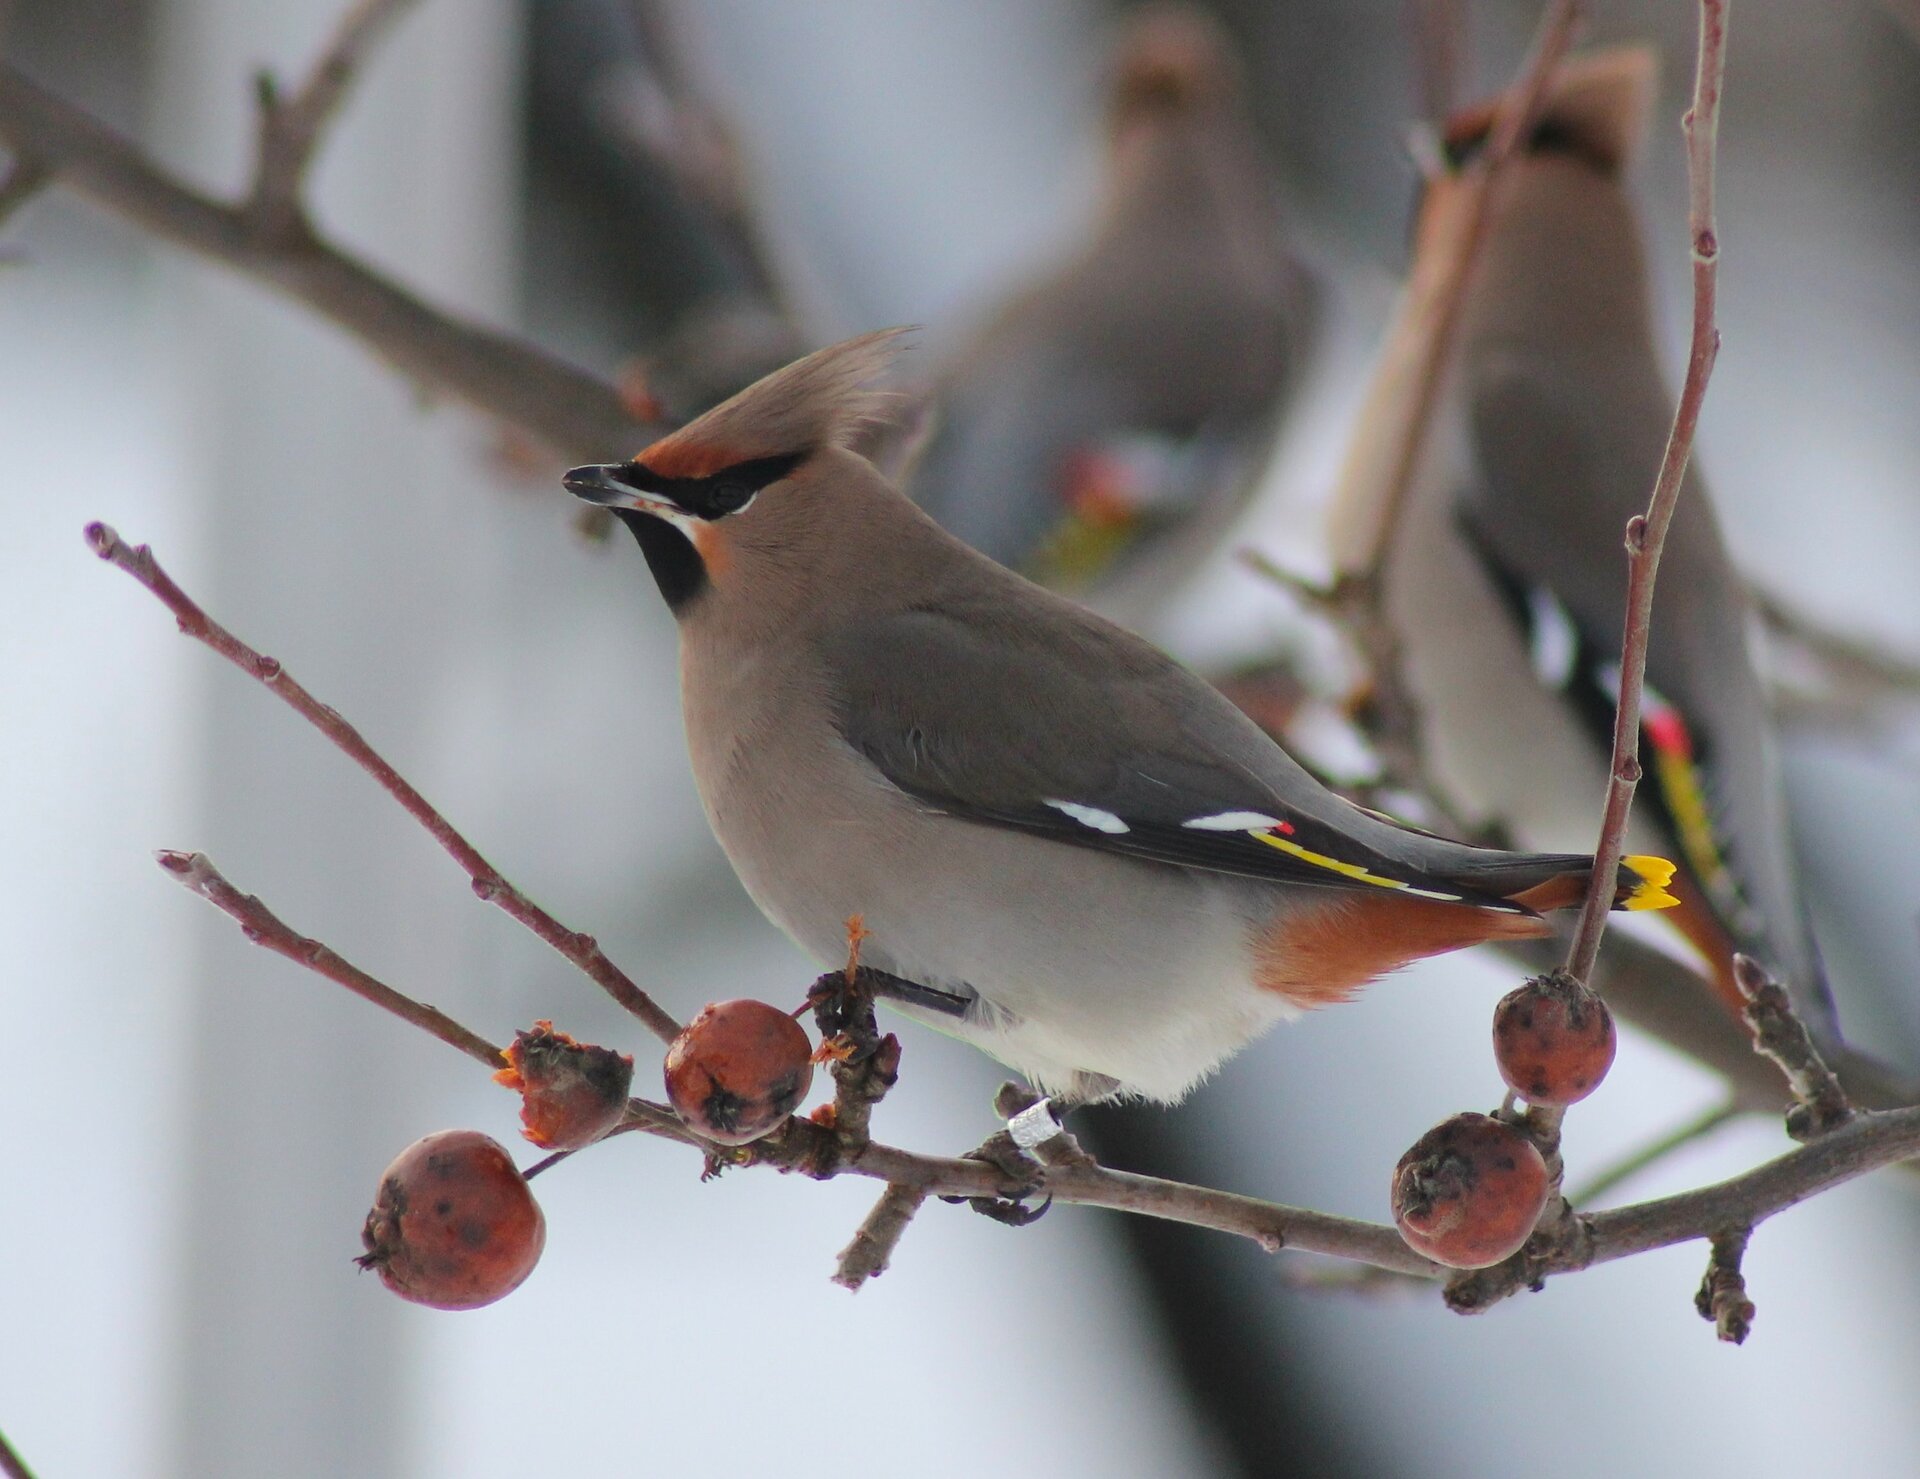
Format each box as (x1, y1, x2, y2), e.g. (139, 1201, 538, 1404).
(906, 4, 1315, 625)
(1327, 48, 1908, 1103)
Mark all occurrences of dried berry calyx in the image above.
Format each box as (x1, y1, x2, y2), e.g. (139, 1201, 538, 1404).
(1492, 973, 1617, 1107)
(664, 999, 814, 1146)
(1391, 1112, 1549, 1270)
(358, 1129, 546, 1310)
(495, 1020, 635, 1150)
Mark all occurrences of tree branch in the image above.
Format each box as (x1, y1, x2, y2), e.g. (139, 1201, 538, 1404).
(87, 521, 683, 1044)
(833, 1182, 926, 1292)
(1562, 0, 1728, 987)
(1566, 1097, 1741, 1206)
(1733, 954, 1854, 1140)
(1326, 0, 1584, 579)
(0, 1425, 37, 1479)
(247, 0, 422, 238)
(155, 848, 505, 1069)
(128, 755, 1920, 1297)
(0, 62, 651, 457)
(1694, 1226, 1756, 1343)
(1462, 0, 1732, 1306)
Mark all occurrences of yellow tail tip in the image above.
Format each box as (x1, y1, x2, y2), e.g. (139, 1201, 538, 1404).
(1621, 855, 1680, 911)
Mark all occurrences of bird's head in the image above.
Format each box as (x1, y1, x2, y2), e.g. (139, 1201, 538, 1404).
(565, 328, 913, 617)
(1415, 45, 1658, 256)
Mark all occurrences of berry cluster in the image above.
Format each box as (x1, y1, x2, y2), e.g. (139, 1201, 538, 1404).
(360, 998, 815, 1308)
(1390, 975, 1617, 1269)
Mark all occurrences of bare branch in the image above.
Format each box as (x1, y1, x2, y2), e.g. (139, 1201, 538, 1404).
(1562, 0, 1729, 986)
(1405, 0, 1469, 129)
(133, 797, 1920, 1293)
(1733, 954, 1854, 1140)
(1490, 0, 1738, 1224)
(1694, 1226, 1756, 1344)
(1567, 1097, 1741, 1206)
(248, 0, 422, 238)
(1446, 1102, 1920, 1313)
(833, 1182, 927, 1292)
(0, 151, 47, 226)
(806, 961, 904, 1163)
(86, 522, 683, 1044)
(1326, 0, 1584, 578)
(0, 1424, 37, 1479)
(155, 848, 505, 1068)
(0, 64, 651, 457)
(1756, 584, 1920, 734)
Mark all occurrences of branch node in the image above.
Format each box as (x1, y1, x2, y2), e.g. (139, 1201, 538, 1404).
(832, 1182, 927, 1292)
(1732, 954, 1854, 1139)
(1694, 1226, 1756, 1344)
(806, 965, 901, 1162)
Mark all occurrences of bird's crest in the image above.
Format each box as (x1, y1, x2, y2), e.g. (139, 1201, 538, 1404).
(635, 328, 915, 481)
(1445, 45, 1658, 177)
(1106, 5, 1239, 122)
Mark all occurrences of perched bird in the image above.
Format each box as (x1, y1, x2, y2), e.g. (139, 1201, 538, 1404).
(906, 5, 1313, 617)
(1329, 50, 1846, 1059)
(566, 330, 1676, 1103)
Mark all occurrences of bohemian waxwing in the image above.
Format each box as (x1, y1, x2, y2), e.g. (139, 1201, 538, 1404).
(1328, 49, 1847, 1065)
(565, 329, 1677, 1103)
(906, 5, 1313, 619)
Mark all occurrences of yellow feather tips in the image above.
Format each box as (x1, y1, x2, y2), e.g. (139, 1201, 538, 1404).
(1621, 855, 1681, 912)
(1249, 829, 1463, 903)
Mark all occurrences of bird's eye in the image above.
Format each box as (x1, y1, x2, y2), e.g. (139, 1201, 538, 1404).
(705, 482, 753, 517)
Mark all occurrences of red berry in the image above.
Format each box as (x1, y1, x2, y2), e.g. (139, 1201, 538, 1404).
(494, 1020, 634, 1150)
(1492, 974, 1617, 1107)
(664, 999, 814, 1145)
(358, 1130, 545, 1309)
(1391, 1113, 1549, 1269)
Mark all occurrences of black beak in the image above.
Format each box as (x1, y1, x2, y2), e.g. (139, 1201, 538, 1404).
(562, 464, 633, 507)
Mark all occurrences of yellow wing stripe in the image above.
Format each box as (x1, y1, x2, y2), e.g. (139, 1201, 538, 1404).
(1651, 749, 1731, 899)
(1621, 854, 1681, 912)
(1249, 830, 1463, 902)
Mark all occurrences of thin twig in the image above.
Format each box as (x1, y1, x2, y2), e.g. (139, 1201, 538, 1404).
(1694, 1226, 1756, 1343)
(1523, 0, 1731, 1189)
(154, 848, 504, 1067)
(833, 1182, 927, 1292)
(1567, 1097, 1742, 1206)
(0, 1426, 36, 1479)
(1733, 954, 1854, 1140)
(1563, 0, 1729, 987)
(0, 64, 650, 456)
(1755, 584, 1920, 731)
(1319, 1, 1583, 799)
(248, 0, 422, 238)
(1326, 0, 1584, 579)
(0, 152, 47, 225)
(87, 522, 682, 1043)
(1406, 0, 1468, 129)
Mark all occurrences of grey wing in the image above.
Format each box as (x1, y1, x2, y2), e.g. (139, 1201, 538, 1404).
(1461, 360, 1837, 1028)
(819, 597, 1547, 910)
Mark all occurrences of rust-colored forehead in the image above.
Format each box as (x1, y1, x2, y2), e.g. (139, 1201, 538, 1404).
(633, 434, 738, 482)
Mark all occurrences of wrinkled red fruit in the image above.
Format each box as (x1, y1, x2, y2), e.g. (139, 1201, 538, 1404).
(494, 1019, 634, 1150)
(1492, 975, 1617, 1107)
(664, 999, 814, 1145)
(357, 1130, 545, 1309)
(1391, 1113, 1549, 1270)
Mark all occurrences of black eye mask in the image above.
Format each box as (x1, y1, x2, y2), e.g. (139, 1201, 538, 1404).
(610, 450, 809, 521)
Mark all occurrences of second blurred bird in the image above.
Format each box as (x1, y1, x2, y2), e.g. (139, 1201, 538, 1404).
(906, 5, 1315, 622)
